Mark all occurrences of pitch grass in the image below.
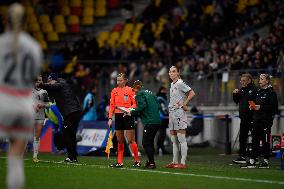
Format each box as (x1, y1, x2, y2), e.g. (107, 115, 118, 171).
(0, 148, 283, 189)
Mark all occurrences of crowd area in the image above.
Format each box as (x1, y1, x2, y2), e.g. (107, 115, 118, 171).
(38, 0, 284, 100)
(0, 0, 283, 102)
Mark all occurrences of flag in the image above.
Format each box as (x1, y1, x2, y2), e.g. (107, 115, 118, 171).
(105, 130, 113, 158)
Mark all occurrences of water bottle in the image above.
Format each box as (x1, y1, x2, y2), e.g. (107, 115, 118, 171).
(281, 147, 284, 170)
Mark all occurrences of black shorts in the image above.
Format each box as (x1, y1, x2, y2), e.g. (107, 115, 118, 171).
(115, 113, 135, 130)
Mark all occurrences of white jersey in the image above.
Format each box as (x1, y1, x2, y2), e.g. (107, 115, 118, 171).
(168, 79, 192, 112)
(0, 31, 42, 140)
(32, 88, 48, 120)
(0, 32, 42, 91)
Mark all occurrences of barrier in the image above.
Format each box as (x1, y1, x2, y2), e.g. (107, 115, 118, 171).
(76, 120, 115, 155)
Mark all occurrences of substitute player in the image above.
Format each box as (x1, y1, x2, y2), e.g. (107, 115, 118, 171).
(32, 75, 49, 162)
(108, 73, 140, 168)
(0, 3, 42, 189)
(166, 66, 195, 169)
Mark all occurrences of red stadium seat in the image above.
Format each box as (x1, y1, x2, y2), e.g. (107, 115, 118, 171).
(68, 24, 80, 33)
(108, 0, 120, 9)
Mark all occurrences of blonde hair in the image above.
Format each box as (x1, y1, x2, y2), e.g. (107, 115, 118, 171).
(117, 73, 128, 80)
(8, 3, 25, 64)
(260, 74, 272, 84)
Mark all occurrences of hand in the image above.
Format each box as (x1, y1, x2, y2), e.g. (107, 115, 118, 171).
(182, 105, 190, 111)
(233, 89, 239, 93)
(123, 111, 131, 117)
(254, 105, 260, 110)
(108, 119, 112, 128)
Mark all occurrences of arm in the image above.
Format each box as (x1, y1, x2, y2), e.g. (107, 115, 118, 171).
(108, 89, 115, 119)
(232, 90, 240, 104)
(183, 90, 195, 106)
(130, 94, 147, 116)
(259, 91, 278, 114)
(39, 82, 63, 91)
(129, 88, 137, 108)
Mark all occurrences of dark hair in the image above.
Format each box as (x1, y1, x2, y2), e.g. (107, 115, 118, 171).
(170, 65, 180, 72)
(132, 80, 143, 90)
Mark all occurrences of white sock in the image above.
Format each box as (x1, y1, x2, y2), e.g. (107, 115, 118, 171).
(33, 137, 40, 159)
(170, 135, 179, 163)
(7, 156, 24, 189)
(177, 133, 188, 165)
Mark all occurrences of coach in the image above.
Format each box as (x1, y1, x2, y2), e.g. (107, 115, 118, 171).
(38, 73, 82, 163)
(232, 74, 257, 164)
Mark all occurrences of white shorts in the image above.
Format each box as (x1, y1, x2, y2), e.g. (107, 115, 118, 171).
(0, 93, 35, 140)
(169, 108, 188, 130)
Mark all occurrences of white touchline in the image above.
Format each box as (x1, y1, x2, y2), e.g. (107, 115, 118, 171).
(35, 160, 284, 185)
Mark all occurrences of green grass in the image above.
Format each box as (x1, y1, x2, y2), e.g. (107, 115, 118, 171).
(0, 148, 283, 189)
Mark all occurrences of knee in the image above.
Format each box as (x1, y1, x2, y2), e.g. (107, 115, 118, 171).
(170, 135, 178, 144)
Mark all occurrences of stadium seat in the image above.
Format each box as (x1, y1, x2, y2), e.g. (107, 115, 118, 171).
(39, 40, 48, 50)
(27, 14, 38, 24)
(108, 0, 120, 9)
(39, 15, 50, 25)
(134, 23, 144, 32)
(82, 15, 94, 25)
(55, 23, 67, 33)
(61, 6, 71, 16)
(83, 0, 94, 7)
(68, 24, 80, 33)
(71, 7, 83, 16)
(204, 5, 214, 15)
(95, 0, 107, 17)
(124, 23, 134, 32)
(53, 15, 65, 25)
(42, 23, 53, 33)
(95, 8, 107, 17)
(83, 7, 94, 16)
(67, 15, 80, 25)
(97, 31, 110, 47)
(28, 22, 41, 32)
(47, 32, 59, 42)
(25, 6, 35, 16)
(70, 0, 82, 7)
(33, 31, 44, 41)
(185, 38, 193, 47)
(112, 23, 124, 32)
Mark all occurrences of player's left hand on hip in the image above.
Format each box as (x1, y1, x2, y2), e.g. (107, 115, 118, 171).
(182, 105, 189, 111)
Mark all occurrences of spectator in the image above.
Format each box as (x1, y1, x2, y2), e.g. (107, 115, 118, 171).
(156, 86, 170, 155)
(82, 84, 97, 121)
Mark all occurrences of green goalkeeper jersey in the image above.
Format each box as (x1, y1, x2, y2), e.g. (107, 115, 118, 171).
(131, 88, 161, 125)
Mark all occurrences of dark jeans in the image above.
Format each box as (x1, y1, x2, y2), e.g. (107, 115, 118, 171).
(239, 118, 253, 157)
(251, 119, 273, 160)
(142, 124, 160, 163)
(63, 111, 82, 160)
